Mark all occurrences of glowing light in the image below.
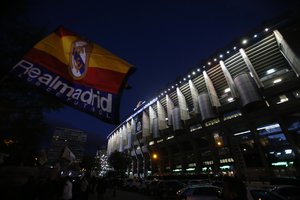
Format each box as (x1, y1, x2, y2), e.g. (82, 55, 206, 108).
(152, 153, 158, 159)
(167, 135, 174, 140)
(285, 149, 292, 154)
(227, 97, 234, 102)
(265, 28, 269, 32)
(267, 68, 275, 74)
(224, 88, 231, 93)
(208, 62, 211, 65)
(186, 168, 195, 171)
(277, 95, 289, 104)
(272, 162, 288, 167)
(219, 54, 223, 58)
(273, 78, 282, 83)
(242, 39, 248, 44)
(254, 34, 258, 38)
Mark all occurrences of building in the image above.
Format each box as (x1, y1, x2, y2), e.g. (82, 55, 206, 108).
(47, 127, 87, 164)
(107, 15, 300, 180)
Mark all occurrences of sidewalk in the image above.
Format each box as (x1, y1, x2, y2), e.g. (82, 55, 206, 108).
(89, 188, 154, 200)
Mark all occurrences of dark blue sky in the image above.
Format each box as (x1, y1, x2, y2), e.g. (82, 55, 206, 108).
(26, 0, 299, 152)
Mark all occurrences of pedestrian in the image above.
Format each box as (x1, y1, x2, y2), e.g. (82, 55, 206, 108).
(79, 176, 89, 200)
(62, 176, 73, 200)
(96, 178, 106, 200)
(22, 176, 37, 200)
(111, 178, 117, 197)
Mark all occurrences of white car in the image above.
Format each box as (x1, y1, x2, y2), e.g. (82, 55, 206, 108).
(176, 184, 222, 200)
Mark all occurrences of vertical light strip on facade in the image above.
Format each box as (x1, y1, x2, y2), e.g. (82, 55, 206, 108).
(157, 100, 167, 130)
(220, 60, 239, 99)
(166, 94, 174, 126)
(274, 30, 300, 77)
(149, 106, 157, 134)
(176, 87, 190, 120)
(189, 80, 200, 113)
(203, 71, 221, 107)
(239, 48, 264, 88)
(142, 111, 150, 137)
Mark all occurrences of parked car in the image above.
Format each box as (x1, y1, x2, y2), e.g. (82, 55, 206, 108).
(136, 179, 152, 193)
(269, 177, 300, 186)
(156, 180, 186, 199)
(247, 187, 287, 200)
(270, 185, 300, 200)
(176, 184, 221, 200)
(146, 179, 160, 196)
(186, 179, 211, 186)
(122, 178, 140, 191)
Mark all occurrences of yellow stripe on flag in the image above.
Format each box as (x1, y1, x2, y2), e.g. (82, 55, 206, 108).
(90, 44, 133, 73)
(34, 33, 132, 74)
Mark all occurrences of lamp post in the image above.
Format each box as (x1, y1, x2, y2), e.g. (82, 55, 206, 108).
(150, 152, 159, 176)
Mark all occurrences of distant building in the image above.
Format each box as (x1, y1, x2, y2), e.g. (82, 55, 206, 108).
(47, 127, 87, 164)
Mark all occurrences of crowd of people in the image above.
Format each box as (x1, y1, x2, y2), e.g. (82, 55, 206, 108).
(20, 174, 117, 200)
(2, 172, 248, 200)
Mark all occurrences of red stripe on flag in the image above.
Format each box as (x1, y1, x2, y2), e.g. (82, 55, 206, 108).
(85, 68, 127, 94)
(24, 49, 126, 94)
(55, 26, 77, 37)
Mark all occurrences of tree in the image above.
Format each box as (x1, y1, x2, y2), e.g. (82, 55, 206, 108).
(80, 154, 96, 173)
(0, 0, 64, 166)
(108, 151, 132, 177)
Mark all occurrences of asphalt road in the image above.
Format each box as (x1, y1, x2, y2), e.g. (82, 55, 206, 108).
(89, 189, 157, 200)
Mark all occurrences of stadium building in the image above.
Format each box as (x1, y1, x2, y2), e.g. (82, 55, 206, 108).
(107, 16, 300, 180)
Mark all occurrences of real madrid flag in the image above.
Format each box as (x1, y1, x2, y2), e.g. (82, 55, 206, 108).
(10, 26, 134, 124)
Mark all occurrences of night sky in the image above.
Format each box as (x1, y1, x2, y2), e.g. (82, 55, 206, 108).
(25, 0, 299, 153)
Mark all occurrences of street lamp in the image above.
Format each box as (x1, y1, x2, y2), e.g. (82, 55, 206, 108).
(152, 153, 158, 160)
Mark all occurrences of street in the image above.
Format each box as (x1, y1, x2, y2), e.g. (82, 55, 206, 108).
(89, 188, 156, 200)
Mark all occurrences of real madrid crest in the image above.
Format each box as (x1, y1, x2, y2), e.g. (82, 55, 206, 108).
(69, 40, 92, 80)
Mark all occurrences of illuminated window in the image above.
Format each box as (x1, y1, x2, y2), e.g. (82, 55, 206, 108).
(205, 118, 220, 127)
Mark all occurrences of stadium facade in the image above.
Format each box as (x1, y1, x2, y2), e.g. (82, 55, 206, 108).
(107, 16, 300, 180)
